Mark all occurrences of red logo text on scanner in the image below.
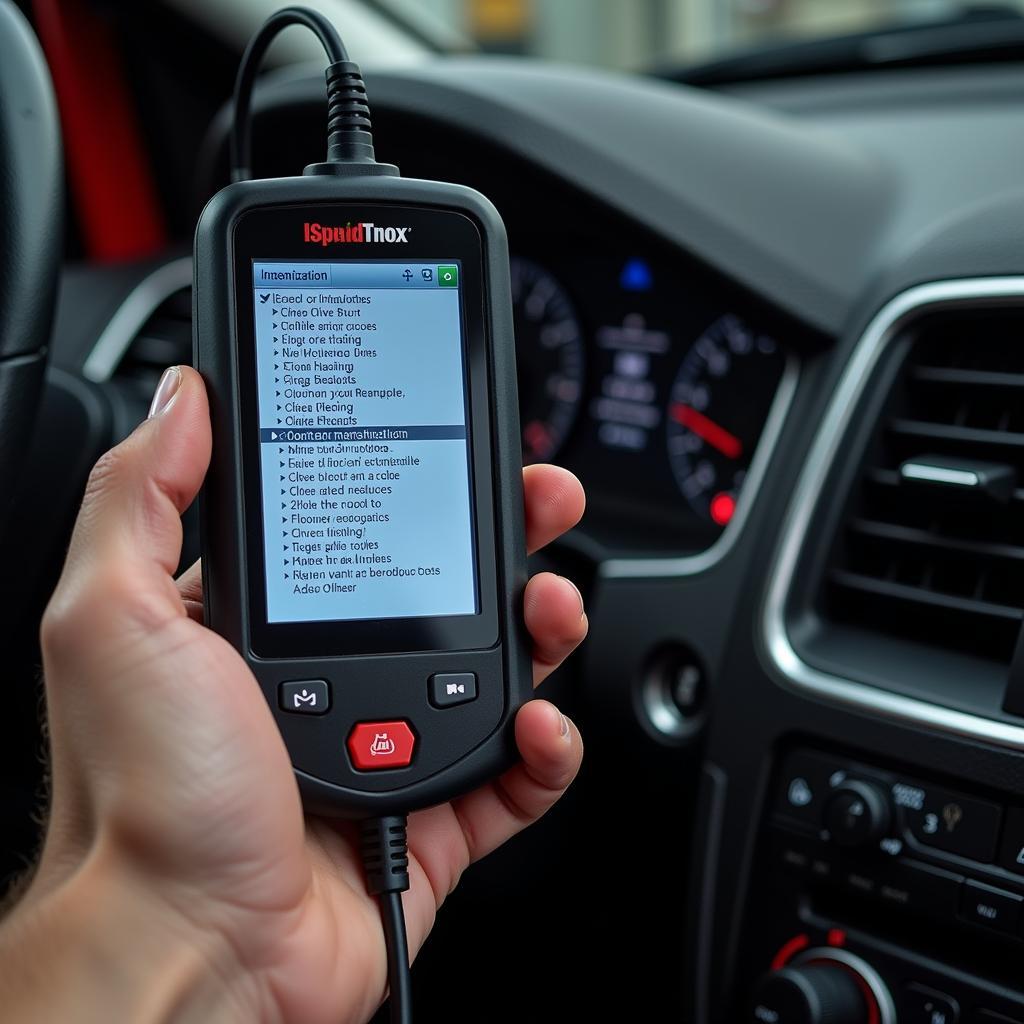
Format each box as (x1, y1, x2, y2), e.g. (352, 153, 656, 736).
(303, 221, 410, 245)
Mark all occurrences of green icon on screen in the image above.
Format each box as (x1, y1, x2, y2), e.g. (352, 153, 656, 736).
(438, 265, 459, 287)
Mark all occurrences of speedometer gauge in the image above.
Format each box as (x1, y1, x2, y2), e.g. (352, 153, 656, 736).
(667, 314, 785, 526)
(510, 257, 585, 464)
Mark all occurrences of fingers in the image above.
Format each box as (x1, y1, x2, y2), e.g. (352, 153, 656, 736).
(42, 367, 211, 660)
(176, 461, 585, 627)
(180, 558, 590, 676)
(176, 560, 204, 623)
(447, 700, 582, 863)
(523, 464, 585, 555)
(525, 571, 588, 686)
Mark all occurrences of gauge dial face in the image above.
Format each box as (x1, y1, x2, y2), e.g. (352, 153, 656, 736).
(667, 314, 786, 526)
(510, 257, 586, 464)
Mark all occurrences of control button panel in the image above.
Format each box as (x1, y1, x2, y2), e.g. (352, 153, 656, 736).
(769, 748, 1024, 949)
(876, 860, 961, 918)
(774, 832, 835, 885)
(997, 808, 1024, 877)
(774, 830, 962, 919)
(902, 983, 959, 1024)
(960, 881, 1023, 935)
(429, 672, 478, 708)
(775, 750, 836, 827)
(752, 747, 1024, 1024)
(347, 720, 417, 771)
(897, 783, 1001, 863)
(825, 780, 891, 849)
(279, 679, 330, 715)
(774, 749, 1004, 866)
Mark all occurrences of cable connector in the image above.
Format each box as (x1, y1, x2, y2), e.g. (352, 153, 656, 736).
(229, 5, 397, 182)
(325, 61, 374, 163)
(304, 61, 398, 178)
(359, 814, 411, 894)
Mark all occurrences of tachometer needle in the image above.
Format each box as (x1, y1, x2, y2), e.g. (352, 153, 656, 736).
(670, 403, 743, 459)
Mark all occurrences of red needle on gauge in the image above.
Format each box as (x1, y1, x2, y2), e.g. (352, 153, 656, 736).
(670, 403, 743, 459)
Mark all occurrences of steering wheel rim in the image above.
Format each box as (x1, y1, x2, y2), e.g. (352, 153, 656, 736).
(0, 1, 62, 534)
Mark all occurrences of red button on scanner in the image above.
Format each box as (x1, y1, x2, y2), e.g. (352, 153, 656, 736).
(347, 720, 417, 771)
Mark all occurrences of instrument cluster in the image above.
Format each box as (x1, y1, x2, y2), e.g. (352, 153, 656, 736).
(508, 246, 802, 556)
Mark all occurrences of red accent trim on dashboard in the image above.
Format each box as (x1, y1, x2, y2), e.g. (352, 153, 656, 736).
(770, 933, 809, 971)
(32, 0, 167, 260)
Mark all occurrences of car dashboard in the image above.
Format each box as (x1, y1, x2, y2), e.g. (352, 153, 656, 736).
(10, 52, 1024, 1024)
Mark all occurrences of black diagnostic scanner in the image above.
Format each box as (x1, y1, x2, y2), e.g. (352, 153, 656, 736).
(194, 13, 531, 822)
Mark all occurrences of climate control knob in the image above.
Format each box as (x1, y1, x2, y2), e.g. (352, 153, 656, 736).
(823, 780, 891, 849)
(750, 950, 895, 1024)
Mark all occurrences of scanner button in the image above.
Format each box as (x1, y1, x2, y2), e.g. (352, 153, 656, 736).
(279, 680, 330, 715)
(348, 720, 416, 771)
(430, 673, 477, 708)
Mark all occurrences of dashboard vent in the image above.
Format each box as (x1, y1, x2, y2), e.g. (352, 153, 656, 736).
(114, 286, 193, 393)
(822, 309, 1024, 666)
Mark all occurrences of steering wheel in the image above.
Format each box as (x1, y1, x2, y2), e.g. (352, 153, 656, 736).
(0, 2, 61, 534)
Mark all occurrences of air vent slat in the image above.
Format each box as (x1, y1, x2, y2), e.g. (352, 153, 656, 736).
(819, 308, 1024, 667)
(863, 466, 1024, 505)
(848, 518, 1024, 564)
(911, 366, 1024, 388)
(888, 418, 1024, 450)
(829, 569, 1023, 622)
(864, 466, 899, 487)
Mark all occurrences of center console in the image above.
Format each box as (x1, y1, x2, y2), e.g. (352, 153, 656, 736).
(739, 746, 1024, 1023)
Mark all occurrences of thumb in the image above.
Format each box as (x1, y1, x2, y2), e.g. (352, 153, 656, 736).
(43, 366, 211, 658)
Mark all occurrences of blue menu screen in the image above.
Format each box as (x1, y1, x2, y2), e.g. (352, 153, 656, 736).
(251, 260, 478, 624)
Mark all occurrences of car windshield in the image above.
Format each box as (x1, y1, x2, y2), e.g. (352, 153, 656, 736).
(398, 0, 1024, 70)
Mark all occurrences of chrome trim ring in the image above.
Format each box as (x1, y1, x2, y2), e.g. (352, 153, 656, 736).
(792, 947, 897, 1024)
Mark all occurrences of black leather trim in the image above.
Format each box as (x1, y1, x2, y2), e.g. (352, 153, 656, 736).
(0, 349, 46, 514)
(0, 2, 62, 531)
(0, 2, 62, 360)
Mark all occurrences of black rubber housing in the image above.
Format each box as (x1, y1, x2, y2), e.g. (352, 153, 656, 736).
(193, 173, 532, 818)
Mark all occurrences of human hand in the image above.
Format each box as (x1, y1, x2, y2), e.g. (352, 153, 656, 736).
(0, 366, 586, 1024)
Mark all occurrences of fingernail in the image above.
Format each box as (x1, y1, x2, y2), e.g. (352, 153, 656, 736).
(561, 576, 585, 619)
(560, 714, 572, 739)
(148, 366, 182, 419)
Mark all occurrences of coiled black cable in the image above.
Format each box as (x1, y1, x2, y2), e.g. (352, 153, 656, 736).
(230, 6, 362, 180)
